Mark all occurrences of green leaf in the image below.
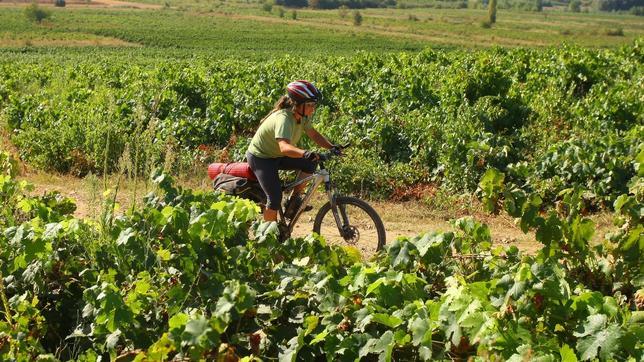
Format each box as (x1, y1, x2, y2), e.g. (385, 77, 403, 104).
(304, 315, 319, 336)
(602, 297, 619, 317)
(310, 330, 328, 345)
(569, 217, 594, 251)
(410, 315, 432, 347)
(366, 278, 385, 296)
(371, 313, 402, 328)
(116, 227, 136, 246)
(157, 248, 171, 261)
(182, 316, 214, 346)
(169, 313, 189, 330)
(389, 239, 413, 269)
(559, 344, 578, 362)
(574, 314, 622, 361)
(106, 329, 121, 349)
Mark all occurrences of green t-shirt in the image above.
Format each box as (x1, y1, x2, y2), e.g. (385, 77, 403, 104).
(247, 109, 312, 159)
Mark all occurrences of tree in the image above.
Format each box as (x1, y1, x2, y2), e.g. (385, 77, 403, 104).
(535, 0, 543, 11)
(488, 0, 497, 24)
(24, 3, 50, 23)
(353, 10, 362, 26)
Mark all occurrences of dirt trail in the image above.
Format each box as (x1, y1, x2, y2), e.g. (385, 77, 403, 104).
(17, 169, 568, 255)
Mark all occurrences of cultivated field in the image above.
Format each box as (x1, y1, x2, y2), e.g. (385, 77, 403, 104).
(0, 1, 642, 361)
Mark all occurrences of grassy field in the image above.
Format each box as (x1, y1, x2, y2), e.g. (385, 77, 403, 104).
(0, 0, 642, 57)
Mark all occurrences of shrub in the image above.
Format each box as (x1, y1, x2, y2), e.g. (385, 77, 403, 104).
(480, 20, 492, 28)
(631, 6, 644, 15)
(488, 0, 497, 23)
(24, 3, 50, 23)
(407, 14, 419, 21)
(277, 6, 285, 17)
(291, 10, 297, 20)
(54, 0, 66, 7)
(353, 10, 362, 26)
(604, 27, 624, 36)
(338, 5, 349, 18)
(569, 0, 581, 12)
(262, 2, 272, 12)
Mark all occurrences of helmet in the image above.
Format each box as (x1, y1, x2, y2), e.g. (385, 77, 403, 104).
(286, 80, 322, 103)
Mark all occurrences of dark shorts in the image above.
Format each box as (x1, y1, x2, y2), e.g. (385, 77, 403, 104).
(246, 152, 316, 210)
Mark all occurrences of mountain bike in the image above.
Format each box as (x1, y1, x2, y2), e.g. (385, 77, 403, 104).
(276, 147, 386, 256)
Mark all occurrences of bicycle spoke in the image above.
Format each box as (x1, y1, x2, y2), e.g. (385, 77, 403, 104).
(318, 201, 382, 258)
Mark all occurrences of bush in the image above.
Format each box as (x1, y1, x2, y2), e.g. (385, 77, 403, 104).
(480, 20, 492, 28)
(569, 0, 581, 12)
(262, 2, 272, 12)
(291, 10, 297, 19)
(407, 14, 419, 21)
(353, 10, 362, 26)
(277, 6, 285, 17)
(631, 6, 644, 15)
(54, 0, 66, 7)
(24, 3, 50, 23)
(488, 0, 497, 23)
(604, 27, 624, 36)
(338, 4, 349, 18)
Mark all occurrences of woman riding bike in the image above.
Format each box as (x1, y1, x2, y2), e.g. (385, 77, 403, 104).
(246, 80, 339, 222)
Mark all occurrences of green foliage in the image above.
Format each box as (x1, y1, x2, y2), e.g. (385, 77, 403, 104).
(488, 0, 497, 23)
(353, 10, 363, 25)
(0, 44, 642, 203)
(24, 3, 51, 24)
(1, 165, 643, 360)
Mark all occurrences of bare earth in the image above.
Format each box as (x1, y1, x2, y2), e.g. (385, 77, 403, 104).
(17, 168, 617, 256)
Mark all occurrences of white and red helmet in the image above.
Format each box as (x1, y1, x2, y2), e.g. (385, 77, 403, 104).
(286, 80, 322, 103)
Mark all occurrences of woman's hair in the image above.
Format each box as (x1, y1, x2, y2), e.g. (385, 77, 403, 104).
(260, 95, 301, 124)
(273, 95, 297, 111)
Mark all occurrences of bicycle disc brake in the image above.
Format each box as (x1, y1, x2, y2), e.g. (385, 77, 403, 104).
(341, 225, 360, 245)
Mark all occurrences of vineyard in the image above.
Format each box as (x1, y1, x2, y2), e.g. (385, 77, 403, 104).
(1, 42, 642, 202)
(0, 144, 642, 360)
(1, 2, 643, 359)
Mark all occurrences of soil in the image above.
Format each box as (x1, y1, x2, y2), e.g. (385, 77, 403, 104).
(15, 169, 617, 257)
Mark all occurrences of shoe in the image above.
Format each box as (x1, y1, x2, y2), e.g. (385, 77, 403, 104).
(284, 194, 313, 219)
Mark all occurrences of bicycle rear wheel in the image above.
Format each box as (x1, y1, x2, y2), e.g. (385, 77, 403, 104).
(313, 196, 386, 258)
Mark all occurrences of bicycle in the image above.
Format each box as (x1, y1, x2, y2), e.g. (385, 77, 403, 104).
(277, 145, 386, 254)
(211, 145, 387, 256)
(275, 146, 387, 256)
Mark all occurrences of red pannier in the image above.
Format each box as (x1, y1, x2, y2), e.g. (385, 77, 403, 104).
(208, 162, 257, 181)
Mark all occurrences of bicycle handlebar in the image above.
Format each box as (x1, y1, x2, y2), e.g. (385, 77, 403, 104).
(318, 143, 351, 162)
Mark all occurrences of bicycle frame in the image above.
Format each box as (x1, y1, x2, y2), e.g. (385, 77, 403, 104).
(280, 168, 342, 237)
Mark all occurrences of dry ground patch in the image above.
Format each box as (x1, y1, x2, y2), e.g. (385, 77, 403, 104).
(16, 168, 617, 256)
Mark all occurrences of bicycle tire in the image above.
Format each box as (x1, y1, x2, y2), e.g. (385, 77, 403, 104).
(313, 196, 386, 256)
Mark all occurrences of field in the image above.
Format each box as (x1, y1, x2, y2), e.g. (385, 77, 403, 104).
(0, 1, 643, 53)
(0, 1, 643, 361)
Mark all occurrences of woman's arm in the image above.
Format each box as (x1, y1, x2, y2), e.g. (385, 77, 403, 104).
(306, 128, 334, 149)
(277, 139, 307, 158)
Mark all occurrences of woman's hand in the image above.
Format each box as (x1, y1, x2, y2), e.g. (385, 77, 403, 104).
(303, 150, 320, 161)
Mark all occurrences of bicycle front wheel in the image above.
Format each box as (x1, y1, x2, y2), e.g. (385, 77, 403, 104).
(313, 196, 386, 258)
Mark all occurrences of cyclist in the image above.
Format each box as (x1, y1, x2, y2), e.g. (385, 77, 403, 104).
(246, 80, 338, 222)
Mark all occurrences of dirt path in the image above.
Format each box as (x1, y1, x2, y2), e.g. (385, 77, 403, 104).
(16, 169, 617, 256)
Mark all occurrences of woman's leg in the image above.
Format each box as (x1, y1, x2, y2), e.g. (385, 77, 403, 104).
(246, 153, 282, 221)
(278, 157, 317, 195)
